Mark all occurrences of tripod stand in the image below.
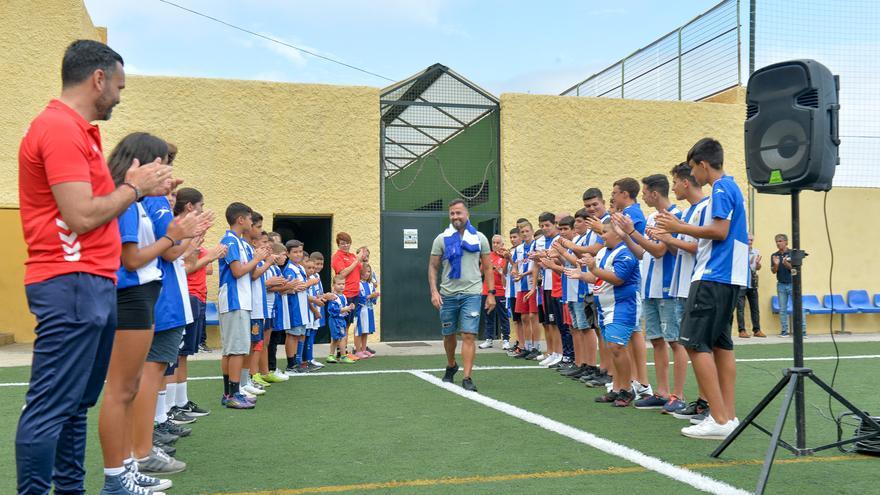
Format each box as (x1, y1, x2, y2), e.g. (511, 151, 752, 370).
(710, 191, 880, 494)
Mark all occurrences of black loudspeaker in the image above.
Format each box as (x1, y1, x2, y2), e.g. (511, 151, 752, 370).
(745, 59, 840, 194)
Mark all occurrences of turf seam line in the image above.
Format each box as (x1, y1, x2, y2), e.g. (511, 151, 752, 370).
(409, 370, 751, 495)
(0, 354, 878, 387)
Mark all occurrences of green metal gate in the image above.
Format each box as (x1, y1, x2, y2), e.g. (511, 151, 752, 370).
(379, 64, 500, 342)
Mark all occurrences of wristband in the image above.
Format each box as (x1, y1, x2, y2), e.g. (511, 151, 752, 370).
(163, 234, 177, 245)
(628, 229, 636, 236)
(122, 182, 141, 200)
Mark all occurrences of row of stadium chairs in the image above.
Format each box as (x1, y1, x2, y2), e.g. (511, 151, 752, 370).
(771, 290, 880, 333)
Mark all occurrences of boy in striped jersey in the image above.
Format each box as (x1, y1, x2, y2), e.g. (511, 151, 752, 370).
(327, 275, 356, 361)
(512, 220, 540, 359)
(534, 212, 564, 366)
(259, 240, 289, 382)
(268, 242, 293, 377)
(504, 227, 521, 353)
(283, 240, 321, 374)
(556, 211, 598, 378)
(242, 213, 275, 395)
(304, 252, 329, 369)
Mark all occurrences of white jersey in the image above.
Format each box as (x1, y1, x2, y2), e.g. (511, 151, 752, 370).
(535, 234, 559, 291)
(670, 197, 710, 298)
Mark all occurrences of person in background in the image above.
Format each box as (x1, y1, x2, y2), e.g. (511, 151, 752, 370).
(479, 234, 510, 350)
(331, 232, 367, 351)
(771, 233, 806, 337)
(736, 234, 764, 338)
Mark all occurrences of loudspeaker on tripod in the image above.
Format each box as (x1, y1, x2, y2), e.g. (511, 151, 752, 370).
(745, 59, 840, 194)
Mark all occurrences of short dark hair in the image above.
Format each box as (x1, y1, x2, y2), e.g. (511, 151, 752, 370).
(107, 132, 168, 187)
(613, 178, 640, 200)
(448, 198, 467, 210)
(251, 211, 263, 225)
(269, 231, 281, 240)
(534, 229, 544, 238)
(687, 138, 724, 169)
(582, 188, 603, 201)
(641, 174, 670, 197)
(574, 208, 590, 220)
(538, 211, 556, 224)
(61, 40, 124, 88)
(285, 239, 304, 250)
(670, 162, 697, 186)
(518, 220, 533, 230)
(775, 233, 788, 242)
(310, 251, 324, 261)
(173, 187, 203, 216)
(516, 218, 529, 225)
(558, 216, 574, 228)
(509, 227, 520, 235)
(225, 202, 253, 226)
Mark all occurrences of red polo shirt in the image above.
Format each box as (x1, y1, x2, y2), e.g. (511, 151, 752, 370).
(187, 247, 209, 302)
(331, 249, 361, 298)
(18, 99, 121, 285)
(482, 251, 505, 296)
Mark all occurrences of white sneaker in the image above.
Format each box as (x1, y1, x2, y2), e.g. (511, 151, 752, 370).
(632, 381, 653, 398)
(541, 353, 562, 368)
(533, 353, 546, 362)
(310, 359, 325, 368)
(605, 382, 614, 392)
(242, 384, 264, 396)
(478, 339, 493, 349)
(681, 415, 737, 440)
(271, 369, 289, 382)
(502, 340, 511, 350)
(538, 353, 555, 366)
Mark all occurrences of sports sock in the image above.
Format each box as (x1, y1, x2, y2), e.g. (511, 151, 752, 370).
(223, 374, 230, 396)
(295, 341, 304, 365)
(241, 368, 250, 387)
(104, 466, 125, 476)
(177, 381, 189, 407)
(155, 391, 168, 423)
(304, 331, 315, 361)
(165, 383, 177, 411)
(287, 355, 296, 369)
(230, 381, 240, 395)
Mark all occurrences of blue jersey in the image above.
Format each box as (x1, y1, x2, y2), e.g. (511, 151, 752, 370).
(326, 294, 349, 335)
(670, 197, 710, 298)
(309, 274, 326, 326)
(143, 196, 192, 332)
(642, 205, 683, 299)
(622, 203, 647, 235)
(692, 175, 750, 287)
(593, 243, 640, 328)
(273, 264, 293, 331)
(242, 243, 268, 320)
(285, 261, 310, 327)
(218, 230, 252, 313)
(116, 201, 162, 290)
(561, 233, 587, 303)
(355, 281, 376, 336)
(513, 240, 536, 292)
(535, 234, 560, 291)
(265, 263, 281, 317)
(583, 213, 609, 295)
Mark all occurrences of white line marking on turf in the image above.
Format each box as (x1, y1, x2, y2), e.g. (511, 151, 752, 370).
(0, 354, 878, 387)
(409, 370, 750, 495)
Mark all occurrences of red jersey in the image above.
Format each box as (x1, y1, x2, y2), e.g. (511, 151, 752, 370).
(187, 247, 208, 302)
(331, 249, 361, 298)
(18, 100, 121, 285)
(482, 251, 506, 296)
(551, 272, 563, 299)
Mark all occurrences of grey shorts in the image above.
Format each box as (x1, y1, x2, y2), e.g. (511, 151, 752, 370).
(219, 309, 251, 355)
(146, 326, 184, 366)
(286, 325, 306, 337)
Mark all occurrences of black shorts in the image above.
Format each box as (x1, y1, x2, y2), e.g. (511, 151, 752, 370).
(538, 291, 560, 326)
(509, 297, 521, 322)
(116, 281, 162, 330)
(679, 280, 738, 353)
(584, 297, 598, 329)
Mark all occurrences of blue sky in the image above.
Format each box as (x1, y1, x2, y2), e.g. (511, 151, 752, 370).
(83, 0, 721, 95)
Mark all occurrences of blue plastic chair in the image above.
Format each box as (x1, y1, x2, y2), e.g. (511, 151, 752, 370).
(205, 301, 220, 326)
(824, 294, 858, 334)
(847, 290, 880, 313)
(771, 295, 793, 314)
(802, 295, 831, 315)
(875, 294, 880, 308)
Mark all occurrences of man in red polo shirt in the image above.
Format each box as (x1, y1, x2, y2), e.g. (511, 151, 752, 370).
(16, 40, 176, 495)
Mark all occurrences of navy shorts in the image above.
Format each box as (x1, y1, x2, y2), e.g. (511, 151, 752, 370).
(250, 319, 264, 343)
(179, 296, 205, 356)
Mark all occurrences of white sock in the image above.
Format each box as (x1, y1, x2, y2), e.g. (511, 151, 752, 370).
(165, 383, 177, 412)
(241, 368, 250, 386)
(124, 457, 135, 469)
(104, 466, 125, 476)
(177, 381, 189, 407)
(155, 391, 167, 423)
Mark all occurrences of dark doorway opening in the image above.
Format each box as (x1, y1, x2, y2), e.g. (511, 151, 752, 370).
(272, 215, 333, 344)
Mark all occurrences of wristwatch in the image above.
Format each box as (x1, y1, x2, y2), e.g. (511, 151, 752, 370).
(488, 289, 496, 295)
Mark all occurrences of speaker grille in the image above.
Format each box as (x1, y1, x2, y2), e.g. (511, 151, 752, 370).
(796, 89, 819, 108)
(746, 103, 759, 119)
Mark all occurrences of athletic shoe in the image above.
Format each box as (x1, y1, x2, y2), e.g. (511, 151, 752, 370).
(462, 377, 478, 392)
(310, 359, 325, 369)
(662, 395, 686, 415)
(753, 330, 767, 338)
(538, 353, 554, 366)
(355, 351, 371, 359)
(262, 371, 284, 384)
(100, 472, 155, 495)
(239, 388, 258, 401)
(681, 415, 738, 440)
(156, 420, 191, 438)
(502, 340, 511, 350)
(152, 440, 176, 457)
(252, 374, 272, 387)
(250, 380, 266, 391)
(585, 373, 612, 388)
(271, 369, 290, 381)
(672, 398, 709, 420)
(325, 355, 338, 364)
(549, 358, 569, 370)
(346, 353, 360, 361)
(339, 355, 356, 364)
(152, 428, 178, 446)
(224, 393, 255, 409)
(546, 354, 564, 368)
(242, 383, 265, 396)
(137, 446, 186, 475)
(180, 400, 210, 417)
(605, 382, 614, 393)
(690, 412, 710, 425)
(513, 348, 531, 359)
(366, 346, 377, 355)
(198, 343, 212, 353)
(780, 332, 790, 337)
(478, 339, 493, 349)
(525, 349, 542, 360)
(561, 364, 587, 378)
(634, 394, 669, 410)
(306, 362, 322, 372)
(442, 363, 459, 383)
(298, 363, 312, 373)
(126, 458, 172, 492)
(613, 389, 635, 407)
(167, 407, 197, 425)
(595, 390, 619, 403)
(632, 381, 653, 398)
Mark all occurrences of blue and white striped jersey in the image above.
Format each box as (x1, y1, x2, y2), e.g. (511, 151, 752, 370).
(116, 201, 162, 290)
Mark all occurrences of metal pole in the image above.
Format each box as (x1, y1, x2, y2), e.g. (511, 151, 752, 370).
(749, 0, 756, 75)
(790, 191, 807, 450)
(620, 60, 625, 98)
(677, 28, 683, 100)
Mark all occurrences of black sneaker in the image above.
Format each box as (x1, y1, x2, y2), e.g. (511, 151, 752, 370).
(672, 398, 710, 420)
(168, 406, 197, 425)
(156, 420, 191, 438)
(366, 346, 377, 355)
(152, 428, 178, 446)
(613, 389, 635, 407)
(462, 377, 478, 392)
(561, 364, 588, 378)
(524, 349, 541, 360)
(595, 390, 619, 403)
(180, 400, 210, 417)
(306, 362, 322, 372)
(442, 363, 459, 383)
(153, 440, 176, 457)
(198, 343, 212, 353)
(513, 349, 531, 359)
(585, 372, 613, 388)
(578, 366, 601, 381)
(549, 360, 569, 370)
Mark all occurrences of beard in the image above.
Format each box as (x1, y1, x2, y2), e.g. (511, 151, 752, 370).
(451, 218, 465, 230)
(95, 92, 118, 121)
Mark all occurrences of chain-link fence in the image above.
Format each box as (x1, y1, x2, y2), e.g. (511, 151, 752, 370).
(561, 0, 741, 101)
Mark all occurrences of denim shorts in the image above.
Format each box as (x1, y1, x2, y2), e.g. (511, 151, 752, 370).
(602, 322, 637, 347)
(286, 325, 306, 337)
(567, 301, 588, 330)
(643, 298, 680, 342)
(439, 293, 482, 336)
